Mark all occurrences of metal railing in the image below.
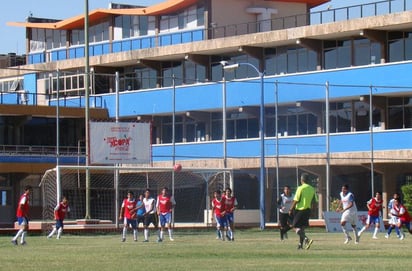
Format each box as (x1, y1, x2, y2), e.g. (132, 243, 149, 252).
(0, 145, 84, 156)
(210, 0, 410, 39)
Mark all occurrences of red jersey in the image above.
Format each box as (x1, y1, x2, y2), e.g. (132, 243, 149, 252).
(122, 198, 137, 219)
(222, 195, 238, 214)
(212, 198, 225, 218)
(54, 202, 70, 220)
(157, 194, 175, 215)
(16, 192, 29, 217)
(367, 197, 383, 216)
(396, 204, 411, 223)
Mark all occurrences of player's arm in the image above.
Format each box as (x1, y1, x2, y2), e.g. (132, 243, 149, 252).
(119, 200, 125, 220)
(288, 200, 297, 215)
(336, 200, 342, 212)
(231, 198, 238, 212)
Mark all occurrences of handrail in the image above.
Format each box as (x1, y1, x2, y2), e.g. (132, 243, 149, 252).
(0, 145, 85, 156)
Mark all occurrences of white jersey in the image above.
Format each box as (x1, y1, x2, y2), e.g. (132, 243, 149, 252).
(143, 197, 156, 214)
(340, 191, 357, 213)
(278, 193, 294, 214)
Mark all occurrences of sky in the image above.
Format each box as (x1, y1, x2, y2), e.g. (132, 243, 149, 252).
(0, 0, 375, 54)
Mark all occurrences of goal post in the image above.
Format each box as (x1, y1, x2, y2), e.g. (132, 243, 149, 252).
(40, 165, 233, 227)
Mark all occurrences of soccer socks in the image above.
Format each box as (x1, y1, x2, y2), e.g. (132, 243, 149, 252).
(159, 230, 164, 240)
(133, 229, 137, 241)
(144, 229, 149, 241)
(358, 226, 365, 236)
(373, 227, 379, 238)
(48, 228, 57, 238)
(297, 229, 306, 245)
(21, 231, 27, 244)
(57, 228, 63, 239)
(168, 228, 173, 240)
(341, 225, 349, 238)
(12, 229, 24, 241)
(122, 227, 127, 239)
(395, 226, 401, 236)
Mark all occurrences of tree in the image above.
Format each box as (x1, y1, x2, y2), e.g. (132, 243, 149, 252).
(401, 184, 412, 212)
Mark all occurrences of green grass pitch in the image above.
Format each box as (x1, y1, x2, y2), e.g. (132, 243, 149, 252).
(1, 228, 410, 271)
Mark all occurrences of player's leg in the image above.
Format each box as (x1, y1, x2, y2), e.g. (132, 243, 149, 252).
(143, 216, 150, 242)
(47, 221, 57, 238)
(11, 218, 25, 245)
(130, 219, 137, 241)
(19, 218, 29, 245)
(56, 220, 64, 239)
(372, 217, 379, 239)
(358, 216, 371, 236)
(166, 213, 174, 241)
(158, 214, 165, 242)
(121, 217, 128, 242)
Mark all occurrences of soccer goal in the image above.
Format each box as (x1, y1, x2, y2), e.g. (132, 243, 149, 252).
(40, 165, 232, 226)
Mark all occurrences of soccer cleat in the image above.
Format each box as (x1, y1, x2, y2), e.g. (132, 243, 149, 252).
(305, 239, 313, 250)
(400, 234, 405, 240)
(284, 232, 288, 239)
(121, 238, 126, 242)
(297, 244, 303, 250)
(21, 241, 27, 246)
(355, 235, 360, 244)
(385, 234, 389, 239)
(157, 238, 163, 243)
(344, 236, 352, 244)
(372, 236, 378, 240)
(169, 238, 174, 241)
(143, 240, 149, 242)
(11, 240, 18, 246)
(134, 239, 137, 242)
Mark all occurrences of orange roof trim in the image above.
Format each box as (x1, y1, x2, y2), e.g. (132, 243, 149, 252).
(270, 0, 330, 8)
(7, 0, 198, 30)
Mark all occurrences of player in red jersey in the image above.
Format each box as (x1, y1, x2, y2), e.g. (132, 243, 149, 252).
(156, 187, 176, 242)
(222, 187, 238, 241)
(119, 190, 138, 242)
(212, 190, 228, 241)
(47, 196, 70, 239)
(392, 198, 412, 239)
(358, 191, 383, 239)
(11, 186, 32, 245)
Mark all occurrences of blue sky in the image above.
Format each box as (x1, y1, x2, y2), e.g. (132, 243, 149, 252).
(0, 0, 375, 54)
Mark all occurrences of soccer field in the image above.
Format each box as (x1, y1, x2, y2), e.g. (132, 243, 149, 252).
(1, 229, 410, 271)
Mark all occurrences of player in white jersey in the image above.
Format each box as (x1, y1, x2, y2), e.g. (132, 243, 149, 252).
(142, 189, 159, 242)
(336, 184, 359, 244)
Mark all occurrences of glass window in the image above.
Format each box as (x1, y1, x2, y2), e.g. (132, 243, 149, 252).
(122, 16, 131, 39)
(197, 5, 205, 27)
(139, 16, 148, 36)
(389, 39, 404, 62)
(211, 119, 223, 140)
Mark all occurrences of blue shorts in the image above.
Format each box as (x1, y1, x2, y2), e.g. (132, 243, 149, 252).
(226, 213, 234, 224)
(55, 219, 64, 229)
(124, 217, 137, 229)
(216, 216, 227, 228)
(367, 215, 380, 225)
(159, 213, 172, 227)
(17, 217, 28, 226)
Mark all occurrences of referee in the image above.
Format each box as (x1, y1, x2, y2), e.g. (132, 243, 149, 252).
(289, 173, 318, 250)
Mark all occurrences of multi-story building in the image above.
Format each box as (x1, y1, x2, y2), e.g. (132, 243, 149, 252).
(1, 0, 412, 226)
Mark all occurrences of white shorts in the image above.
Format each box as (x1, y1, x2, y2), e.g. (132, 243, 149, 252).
(389, 216, 400, 225)
(341, 211, 357, 225)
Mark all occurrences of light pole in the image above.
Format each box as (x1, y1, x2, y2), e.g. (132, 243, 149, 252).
(222, 62, 266, 229)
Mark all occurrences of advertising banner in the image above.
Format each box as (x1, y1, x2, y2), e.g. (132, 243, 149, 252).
(323, 211, 386, 232)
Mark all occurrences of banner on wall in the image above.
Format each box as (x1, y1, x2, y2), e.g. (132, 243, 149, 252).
(323, 211, 385, 232)
(90, 122, 151, 164)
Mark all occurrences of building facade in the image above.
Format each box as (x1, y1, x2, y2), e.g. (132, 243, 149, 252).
(1, 0, 412, 226)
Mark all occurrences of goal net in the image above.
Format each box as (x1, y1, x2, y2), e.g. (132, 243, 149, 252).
(40, 165, 232, 225)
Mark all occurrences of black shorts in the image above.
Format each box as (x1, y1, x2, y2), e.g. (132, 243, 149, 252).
(279, 213, 292, 228)
(144, 213, 158, 228)
(137, 215, 145, 225)
(292, 209, 311, 228)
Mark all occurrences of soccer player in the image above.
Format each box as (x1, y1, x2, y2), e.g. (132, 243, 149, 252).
(277, 185, 294, 241)
(357, 191, 383, 239)
(47, 196, 70, 239)
(142, 189, 159, 242)
(385, 193, 401, 239)
(392, 198, 412, 239)
(211, 191, 222, 239)
(336, 185, 359, 244)
(136, 193, 146, 233)
(212, 190, 228, 241)
(156, 187, 176, 242)
(223, 187, 238, 241)
(289, 173, 317, 250)
(11, 185, 32, 245)
(119, 190, 138, 242)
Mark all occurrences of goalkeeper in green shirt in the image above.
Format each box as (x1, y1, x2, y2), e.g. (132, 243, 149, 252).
(289, 173, 318, 250)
